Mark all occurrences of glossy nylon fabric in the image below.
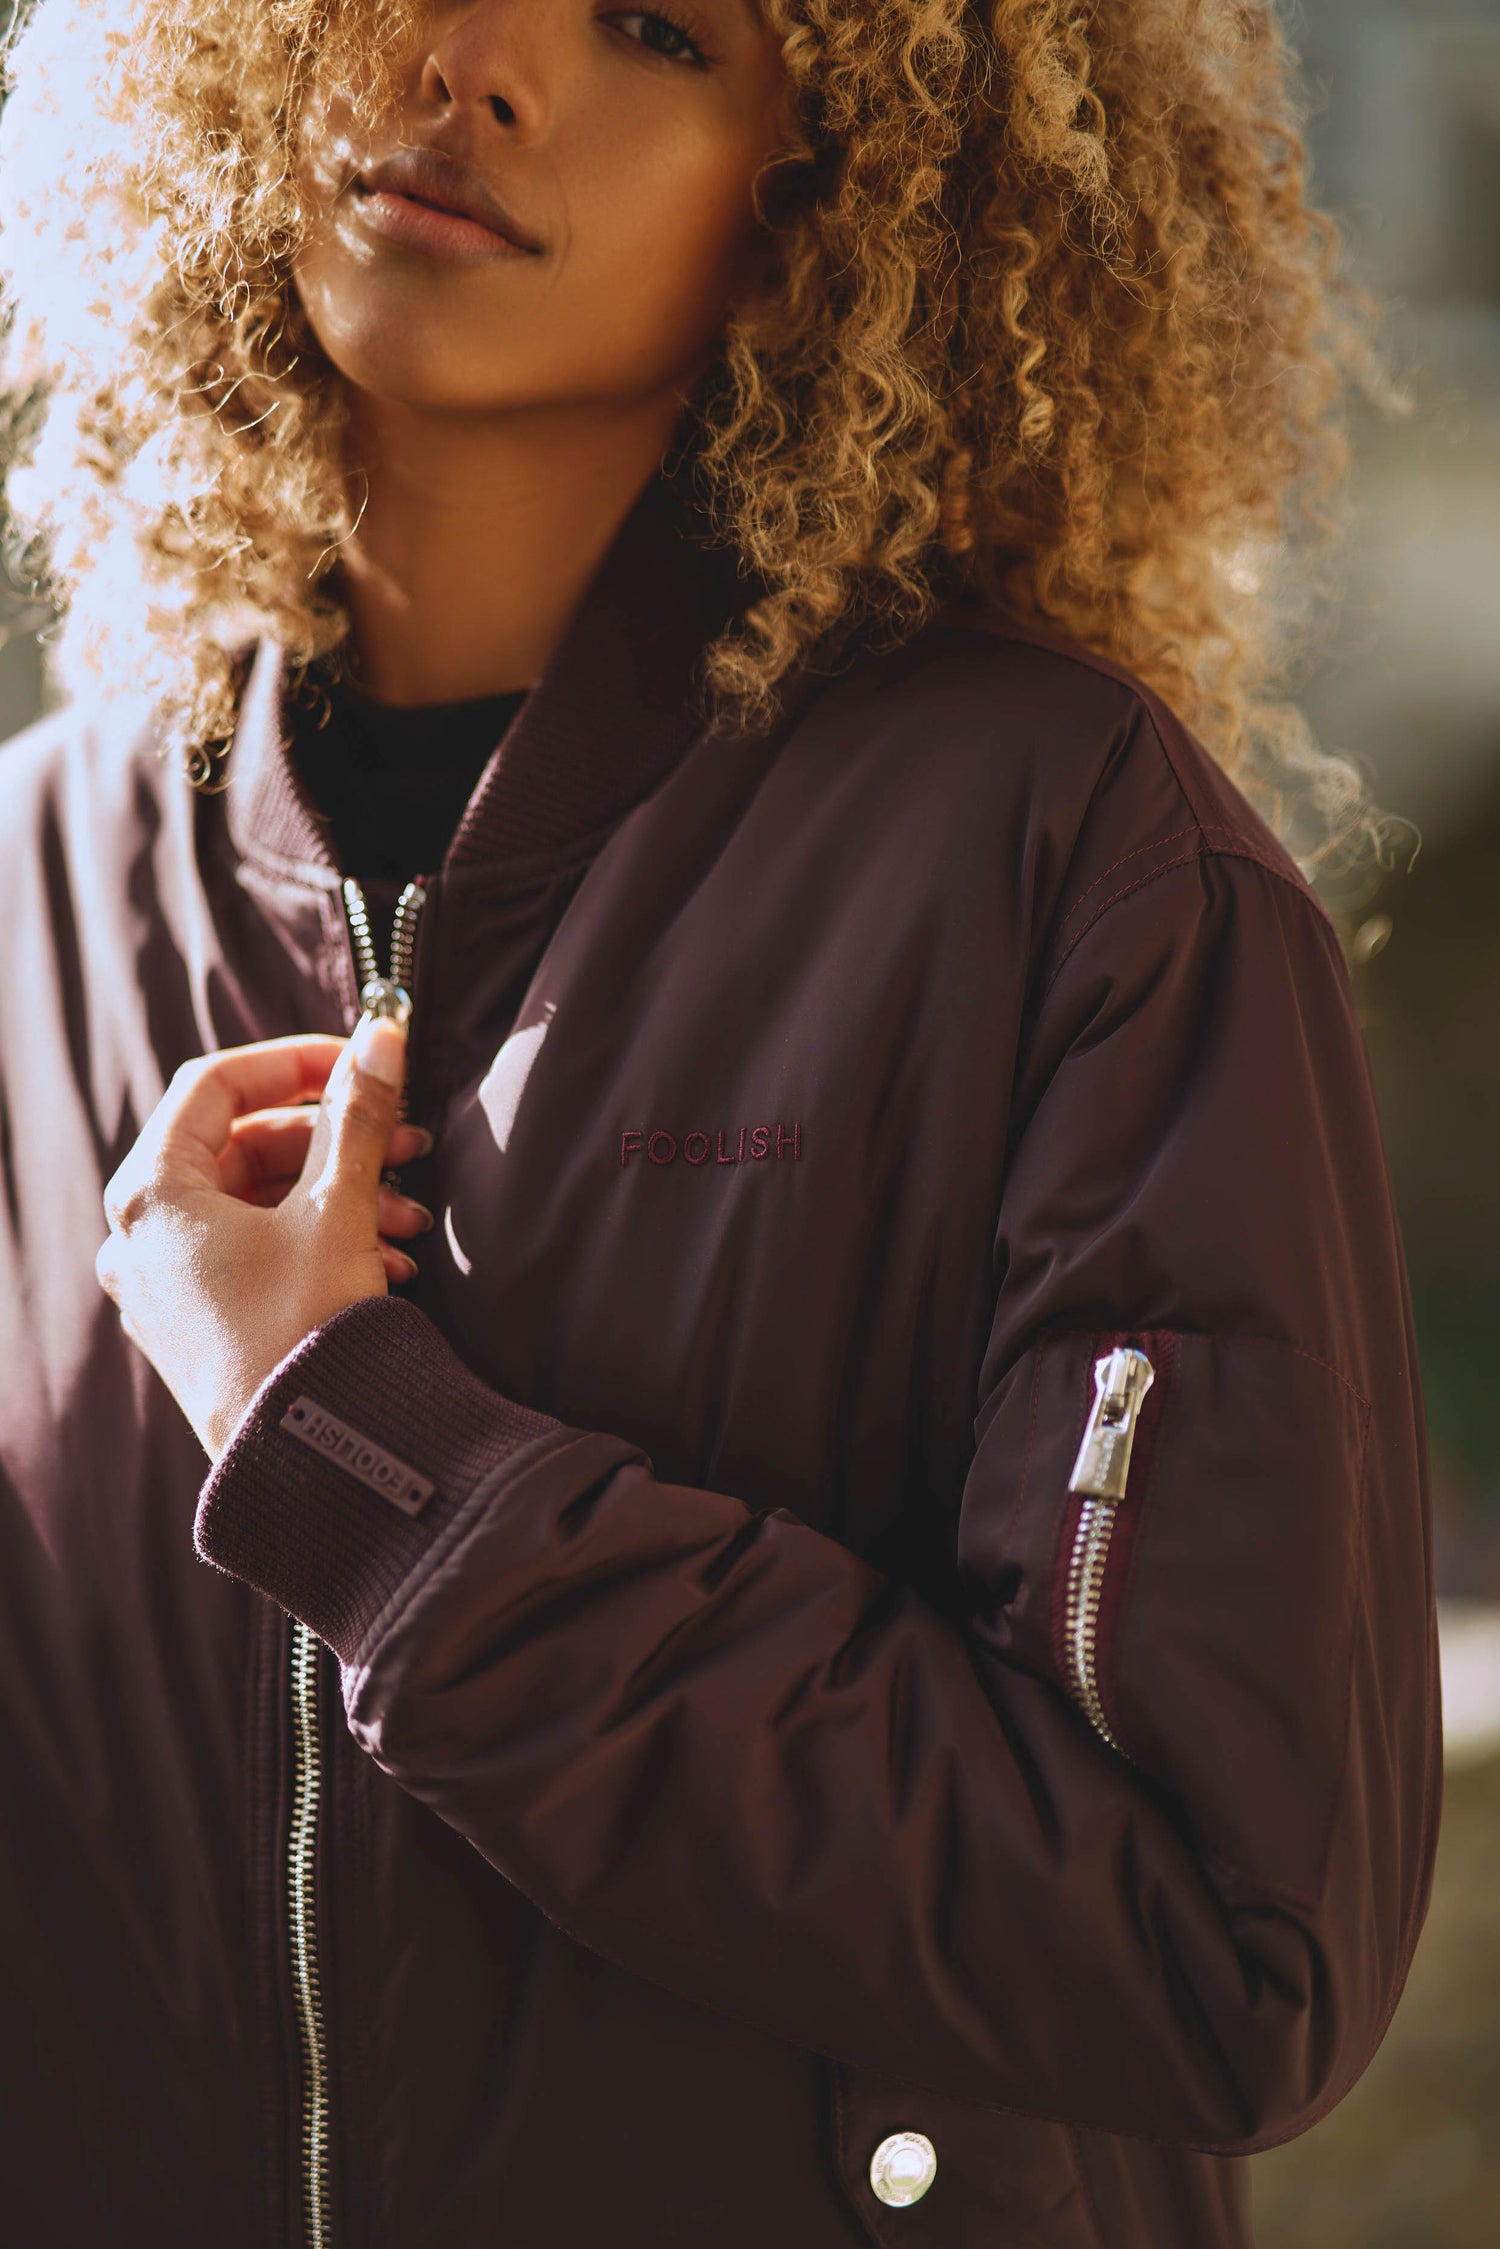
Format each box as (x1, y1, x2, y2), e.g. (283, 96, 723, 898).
(0, 467, 1440, 2248)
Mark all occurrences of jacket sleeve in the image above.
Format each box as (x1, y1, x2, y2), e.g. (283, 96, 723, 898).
(192, 842, 1441, 2156)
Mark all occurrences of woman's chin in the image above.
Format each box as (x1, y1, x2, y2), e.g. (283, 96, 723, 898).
(290, 276, 513, 414)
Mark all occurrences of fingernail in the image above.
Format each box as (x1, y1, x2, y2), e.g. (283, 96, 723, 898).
(402, 1200, 435, 1232)
(389, 1249, 419, 1283)
(351, 1011, 406, 1088)
(408, 1126, 435, 1157)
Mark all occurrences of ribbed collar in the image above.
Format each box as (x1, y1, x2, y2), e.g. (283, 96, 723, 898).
(221, 464, 751, 883)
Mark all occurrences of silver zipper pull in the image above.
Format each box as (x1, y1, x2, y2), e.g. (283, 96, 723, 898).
(343, 876, 427, 1026)
(358, 975, 413, 1026)
(342, 872, 429, 1145)
(1068, 1346, 1155, 1500)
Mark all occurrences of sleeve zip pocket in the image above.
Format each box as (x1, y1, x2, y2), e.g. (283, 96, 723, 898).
(963, 1324, 1371, 1898)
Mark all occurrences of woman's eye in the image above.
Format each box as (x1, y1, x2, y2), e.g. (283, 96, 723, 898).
(609, 11, 710, 68)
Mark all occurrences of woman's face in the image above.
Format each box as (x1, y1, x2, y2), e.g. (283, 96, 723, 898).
(290, 1, 790, 421)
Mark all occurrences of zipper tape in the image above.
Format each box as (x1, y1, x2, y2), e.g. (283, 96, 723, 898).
(288, 1617, 333, 2249)
(285, 872, 433, 2249)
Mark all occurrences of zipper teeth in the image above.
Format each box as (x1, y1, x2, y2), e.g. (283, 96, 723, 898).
(1064, 1499, 1124, 1753)
(342, 877, 427, 1000)
(341, 877, 379, 994)
(288, 1618, 331, 2249)
(389, 880, 426, 991)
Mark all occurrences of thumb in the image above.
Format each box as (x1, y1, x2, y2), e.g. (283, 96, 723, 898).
(314, 1011, 408, 1215)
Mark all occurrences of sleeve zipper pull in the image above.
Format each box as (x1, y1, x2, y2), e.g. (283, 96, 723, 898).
(1068, 1346, 1155, 1500)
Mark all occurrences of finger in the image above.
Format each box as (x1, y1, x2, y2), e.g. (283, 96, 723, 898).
(151, 1036, 351, 1186)
(382, 1120, 435, 1166)
(219, 1107, 431, 1199)
(376, 1186, 435, 1240)
(242, 1179, 293, 1210)
(300, 1014, 408, 1215)
(219, 1106, 320, 1199)
(380, 1239, 418, 1285)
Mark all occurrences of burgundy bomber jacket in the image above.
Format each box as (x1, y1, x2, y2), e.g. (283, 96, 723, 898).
(0, 467, 1440, 2249)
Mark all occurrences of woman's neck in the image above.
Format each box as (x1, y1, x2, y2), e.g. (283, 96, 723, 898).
(333, 388, 691, 705)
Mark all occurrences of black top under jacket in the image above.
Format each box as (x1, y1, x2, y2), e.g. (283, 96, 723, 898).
(291, 672, 529, 963)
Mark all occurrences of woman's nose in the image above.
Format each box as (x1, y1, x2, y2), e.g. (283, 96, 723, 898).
(416, 0, 555, 141)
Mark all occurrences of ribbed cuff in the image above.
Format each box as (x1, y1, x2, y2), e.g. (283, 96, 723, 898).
(193, 1296, 572, 1664)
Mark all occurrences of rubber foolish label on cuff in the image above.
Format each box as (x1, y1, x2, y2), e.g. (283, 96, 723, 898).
(281, 1395, 436, 1517)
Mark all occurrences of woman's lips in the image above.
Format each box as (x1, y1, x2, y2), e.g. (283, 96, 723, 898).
(350, 184, 536, 265)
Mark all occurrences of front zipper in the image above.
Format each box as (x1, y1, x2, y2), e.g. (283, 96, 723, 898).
(1062, 1345, 1155, 1754)
(287, 1618, 332, 2249)
(284, 872, 432, 2249)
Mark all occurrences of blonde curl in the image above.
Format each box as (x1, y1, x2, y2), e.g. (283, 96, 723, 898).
(0, 0, 1400, 867)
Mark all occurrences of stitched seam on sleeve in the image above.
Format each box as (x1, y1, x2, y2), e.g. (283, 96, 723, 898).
(1046, 847, 1206, 991)
(1042, 841, 1329, 1002)
(1264, 1339, 1372, 1415)
(1052, 827, 1202, 939)
(1193, 1328, 1372, 1417)
(1052, 822, 1292, 950)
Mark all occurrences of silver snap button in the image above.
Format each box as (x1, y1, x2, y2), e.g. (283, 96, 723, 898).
(869, 2130, 937, 2208)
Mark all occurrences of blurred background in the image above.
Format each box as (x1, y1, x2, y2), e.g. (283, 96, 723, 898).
(0, 0, 1495, 2239)
(1244, 1, 1500, 2236)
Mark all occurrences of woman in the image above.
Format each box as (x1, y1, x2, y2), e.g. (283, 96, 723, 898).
(0, 3, 1439, 2246)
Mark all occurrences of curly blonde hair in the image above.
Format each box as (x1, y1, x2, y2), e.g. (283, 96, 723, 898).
(0, 0, 1396, 868)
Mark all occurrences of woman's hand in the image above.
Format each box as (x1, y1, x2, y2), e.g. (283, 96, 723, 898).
(95, 1018, 434, 1464)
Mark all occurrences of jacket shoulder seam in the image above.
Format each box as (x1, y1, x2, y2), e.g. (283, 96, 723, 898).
(1133, 696, 1340, 945)
(1124, 695, 1336, 938)
(1042, 838, 1327, 1002)
(1051, 822, 1295, 956)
